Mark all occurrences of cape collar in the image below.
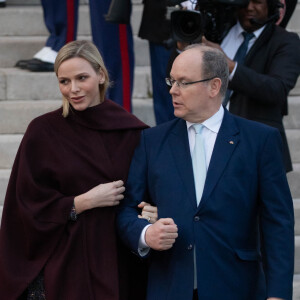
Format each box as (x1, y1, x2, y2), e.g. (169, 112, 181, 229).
(67, 99, 148, 131)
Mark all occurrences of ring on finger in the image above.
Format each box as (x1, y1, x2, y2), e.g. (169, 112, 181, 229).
(147, 216, 151, 222)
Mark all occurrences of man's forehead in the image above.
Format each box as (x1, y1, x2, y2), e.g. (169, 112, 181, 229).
(172, 51, 202, 76)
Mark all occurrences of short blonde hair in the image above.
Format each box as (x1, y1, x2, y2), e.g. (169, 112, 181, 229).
(54, 40, 110, 117)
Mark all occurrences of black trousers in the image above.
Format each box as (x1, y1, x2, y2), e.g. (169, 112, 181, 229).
(193, 289, 198, 300)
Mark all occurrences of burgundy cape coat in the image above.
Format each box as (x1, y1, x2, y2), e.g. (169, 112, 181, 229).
(0, 100, 148, 300)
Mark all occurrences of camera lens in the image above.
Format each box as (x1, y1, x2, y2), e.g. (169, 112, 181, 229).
(171, 10, 203, 43)
(181, 16, 199, 35)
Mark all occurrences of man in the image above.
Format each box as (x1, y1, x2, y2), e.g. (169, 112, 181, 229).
(117, 45, 294, 300)
(202, 0, 300, 172)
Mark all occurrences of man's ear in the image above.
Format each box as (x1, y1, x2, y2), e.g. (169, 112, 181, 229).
(209, 78, 222, 97)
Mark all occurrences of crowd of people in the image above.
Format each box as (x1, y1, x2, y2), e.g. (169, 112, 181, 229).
(0, 0, 300, 299)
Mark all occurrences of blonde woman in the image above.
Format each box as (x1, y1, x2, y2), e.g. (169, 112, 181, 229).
(0, 40, 155, 299)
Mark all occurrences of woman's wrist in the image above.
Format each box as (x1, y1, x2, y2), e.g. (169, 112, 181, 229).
(74, 193, 91, 214)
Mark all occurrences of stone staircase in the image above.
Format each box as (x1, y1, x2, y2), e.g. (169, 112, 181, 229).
(0, 0, 300, 297)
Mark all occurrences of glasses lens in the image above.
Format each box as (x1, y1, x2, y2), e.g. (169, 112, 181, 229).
(166, 78, 172, 86)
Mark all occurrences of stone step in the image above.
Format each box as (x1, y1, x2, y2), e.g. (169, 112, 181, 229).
(294, 199, 300, 236)
(0, 129, 296, 170)
(0, 169, 10, 206)
(294, 274, 300, 300)
(0, 98, 155, 134)
(0, 134, 22, 169)
(288, 163, 300, 199)
(6, 0, 89, 5)
(0, 34, 149, 68)
(285, 96, 300, 129)
(291, 78, 300, 96)
(295, 236, 300, 274)
(286, 4, 300, 35)
(0, 66, 152, 101)
(0, 66, 298, 103)
(287, 129, 300, 163)
(0, 3, 143, 37)
(0, 6, 90, 37)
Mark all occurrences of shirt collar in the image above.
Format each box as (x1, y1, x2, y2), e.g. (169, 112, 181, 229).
(236, 21, 265, 39)
(186, 105, 224, 134)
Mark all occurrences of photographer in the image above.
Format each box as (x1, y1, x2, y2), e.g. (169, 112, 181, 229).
(201, 0, 300, 173)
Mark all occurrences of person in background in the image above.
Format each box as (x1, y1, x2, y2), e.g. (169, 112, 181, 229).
(15, 0, 134, 111)
(200, 0, 300, 172)
(138, 0, 174, 124)
(0, 40, 154, 299)
(117, 44, 294, 300)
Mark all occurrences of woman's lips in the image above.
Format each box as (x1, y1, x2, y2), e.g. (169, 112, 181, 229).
(71, 96, 84, 103)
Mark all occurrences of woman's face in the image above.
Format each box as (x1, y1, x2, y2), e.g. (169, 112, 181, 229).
(57, 57, 105, 111)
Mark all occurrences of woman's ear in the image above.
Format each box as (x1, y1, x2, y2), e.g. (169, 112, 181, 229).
(98, 69, 105, 84)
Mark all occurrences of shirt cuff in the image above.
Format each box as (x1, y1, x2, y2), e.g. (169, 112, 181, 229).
(138, 224, 152, 256)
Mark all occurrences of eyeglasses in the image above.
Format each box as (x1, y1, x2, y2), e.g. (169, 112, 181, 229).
(165, 77, 216, 88)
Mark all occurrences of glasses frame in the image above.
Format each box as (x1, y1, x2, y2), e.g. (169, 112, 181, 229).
(165, 76, 216, 88)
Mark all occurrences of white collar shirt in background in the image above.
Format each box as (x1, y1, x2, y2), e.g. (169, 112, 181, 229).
(221, 21, 265, 80)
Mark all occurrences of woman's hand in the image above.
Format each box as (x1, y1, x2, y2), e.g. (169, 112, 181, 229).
(74, 180, 125, 214)
(138, 202, 158, 224)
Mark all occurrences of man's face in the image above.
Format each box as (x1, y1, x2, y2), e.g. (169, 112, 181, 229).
(238, 0, 269, 32)
(169, 49, 214, 123)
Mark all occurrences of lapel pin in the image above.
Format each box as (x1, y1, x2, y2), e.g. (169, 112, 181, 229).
(229, 141, 234, 144)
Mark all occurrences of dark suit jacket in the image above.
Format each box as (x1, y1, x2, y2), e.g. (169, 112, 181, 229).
(138, 0, 171, 44)
(117, 110, 294, 300)
(229, 23, 300, 172)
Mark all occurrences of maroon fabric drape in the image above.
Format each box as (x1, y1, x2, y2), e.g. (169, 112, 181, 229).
(0, 100, 148, 300)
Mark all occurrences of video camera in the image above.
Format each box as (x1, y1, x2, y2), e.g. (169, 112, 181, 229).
(167, 0, 249, 44)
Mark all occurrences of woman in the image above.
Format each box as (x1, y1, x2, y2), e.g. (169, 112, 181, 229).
(0, 40, 155, 299)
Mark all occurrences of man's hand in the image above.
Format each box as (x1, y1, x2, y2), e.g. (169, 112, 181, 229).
(201, 36, 236, 73)
(267, 298, 284, 300)
(145, 218, 178, 251)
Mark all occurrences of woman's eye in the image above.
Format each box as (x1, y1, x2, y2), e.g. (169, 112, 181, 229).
(59, 80, 68, 85)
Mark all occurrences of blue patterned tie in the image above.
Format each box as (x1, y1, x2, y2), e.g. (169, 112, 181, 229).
(192, 124, 207, 205)
(223, 31, 255, 106)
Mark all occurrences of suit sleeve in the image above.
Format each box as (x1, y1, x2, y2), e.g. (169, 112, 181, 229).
(258, 128, 294, 299)
(229, 30, 300, 107)
(117, 131, 151, 253)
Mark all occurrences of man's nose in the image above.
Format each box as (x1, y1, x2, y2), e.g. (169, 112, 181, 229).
(246, 0, 255, 10)
(170, 82, 179, 95)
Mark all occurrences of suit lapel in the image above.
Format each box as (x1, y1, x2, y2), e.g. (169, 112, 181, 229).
(168, 119, 197, 210)
(199, 110, 240, 209)
(245, 23, 272, 64)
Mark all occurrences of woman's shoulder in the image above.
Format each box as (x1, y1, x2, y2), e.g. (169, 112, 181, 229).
(27, 107, 63, 131)
(23, 107, 64, 143)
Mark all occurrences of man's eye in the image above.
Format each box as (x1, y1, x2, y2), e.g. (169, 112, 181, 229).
(79, 76, 87, 80)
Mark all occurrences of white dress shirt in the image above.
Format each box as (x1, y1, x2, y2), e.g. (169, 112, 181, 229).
(138, 105, 225, 253)
(221, 21, 265, 80)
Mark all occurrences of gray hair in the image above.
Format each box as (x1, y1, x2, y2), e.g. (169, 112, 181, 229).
(184, 44, 229, 96)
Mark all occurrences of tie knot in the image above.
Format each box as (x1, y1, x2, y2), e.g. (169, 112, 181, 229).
(193, 124, 204, 134)
(242, 31, 255, 42)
